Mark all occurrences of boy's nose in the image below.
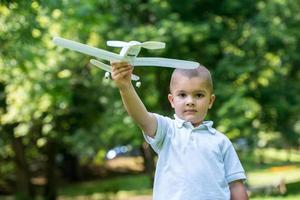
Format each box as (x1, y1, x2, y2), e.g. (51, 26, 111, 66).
(186, 96, 195, 106)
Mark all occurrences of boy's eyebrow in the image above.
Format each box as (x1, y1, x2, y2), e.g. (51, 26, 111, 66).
(195, 90, 207, 93)
(175, 89, 207, 93)
(174, 90, 187, 94)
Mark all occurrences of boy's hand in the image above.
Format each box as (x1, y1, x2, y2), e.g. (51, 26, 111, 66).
(111, 61, 133, 90)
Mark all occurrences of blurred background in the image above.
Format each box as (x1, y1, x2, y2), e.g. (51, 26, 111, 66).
(0, 0, 300, 199)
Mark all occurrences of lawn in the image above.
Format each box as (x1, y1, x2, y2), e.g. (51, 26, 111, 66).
(1, 148, 300, 200)
(57, 148, 300, 200)
(247, 164, 300, 187)
(252, 195, 300, 200)
(56, 172, 300, 200)
(58, 174, 152, 197)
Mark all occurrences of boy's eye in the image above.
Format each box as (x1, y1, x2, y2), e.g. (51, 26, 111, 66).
(196, 93, 204, 98)
(178, 93, 186, 97)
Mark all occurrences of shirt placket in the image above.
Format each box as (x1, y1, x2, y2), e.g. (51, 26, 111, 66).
(183, 124, 195, 153)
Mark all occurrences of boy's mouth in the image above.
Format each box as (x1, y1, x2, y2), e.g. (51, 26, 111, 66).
(184, 109, 197, 113)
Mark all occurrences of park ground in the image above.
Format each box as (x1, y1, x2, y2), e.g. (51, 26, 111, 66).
(1, 148, 300, 200)
(58, 148, 300, 200)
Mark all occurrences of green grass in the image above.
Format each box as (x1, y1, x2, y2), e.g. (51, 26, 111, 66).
(239, 148, 300, 187)
(57, 173, 300, 200)
(58, 174, 152, 197)
(252, 195, 300, 200)
(2, 148, 300, 200)
(57, 148, 300, 200)
(247, 164, 300, 187)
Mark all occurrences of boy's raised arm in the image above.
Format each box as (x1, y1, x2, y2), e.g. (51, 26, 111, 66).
(111, 61, 157, 138)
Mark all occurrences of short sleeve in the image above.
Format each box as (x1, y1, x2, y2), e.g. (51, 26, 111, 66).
(143, 113, 171, 154)
(223, 141, 247, 183)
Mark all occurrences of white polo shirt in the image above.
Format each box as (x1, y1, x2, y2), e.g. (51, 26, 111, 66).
(144, 114, 246, 200)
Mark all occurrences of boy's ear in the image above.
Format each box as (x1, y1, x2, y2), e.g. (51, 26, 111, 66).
(209, 94, 216, 109)
(168, 93, 175, 108)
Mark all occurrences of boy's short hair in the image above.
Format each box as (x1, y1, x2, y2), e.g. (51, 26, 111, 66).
(170, 65, 214, 93)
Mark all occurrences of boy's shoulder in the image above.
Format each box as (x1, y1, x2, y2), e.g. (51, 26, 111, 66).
(211, 127, 233, 142)
(211, 128, 238, 153)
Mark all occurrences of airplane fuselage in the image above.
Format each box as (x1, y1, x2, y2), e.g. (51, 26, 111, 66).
(119, 41, 141, 57)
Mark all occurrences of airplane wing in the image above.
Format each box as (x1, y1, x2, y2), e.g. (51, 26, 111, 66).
(53, 37, 199, 70)
(90, 59, 140, 81)
(53, 37, 122, 61)
(132, 57, 199, 69)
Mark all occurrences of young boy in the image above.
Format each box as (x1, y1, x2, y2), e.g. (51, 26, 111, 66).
(111, 61, 248, 200)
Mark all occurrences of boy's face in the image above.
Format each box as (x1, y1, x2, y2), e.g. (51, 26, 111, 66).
(168, 75, 215, 127)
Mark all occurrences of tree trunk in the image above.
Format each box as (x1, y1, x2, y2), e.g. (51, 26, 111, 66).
(141, 142, 155, 185)
(10, 133, 35, 200)
(61, 151, 82, 182)
(44, 140, 57, 200)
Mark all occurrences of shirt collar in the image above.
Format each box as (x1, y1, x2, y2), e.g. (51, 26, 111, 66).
(174, 114, 216, 135)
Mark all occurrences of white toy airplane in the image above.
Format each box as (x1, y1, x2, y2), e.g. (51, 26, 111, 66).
(52, 36, 199, 87)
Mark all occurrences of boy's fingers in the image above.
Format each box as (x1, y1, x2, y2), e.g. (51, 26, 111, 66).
(112, 63, 132, 73)
(110, 60, 118, 65)
(113, 66, 132, 75)
(114, 70, 132, 79)
(112, 66, 133, 79)
(110, 60, 131, 66)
